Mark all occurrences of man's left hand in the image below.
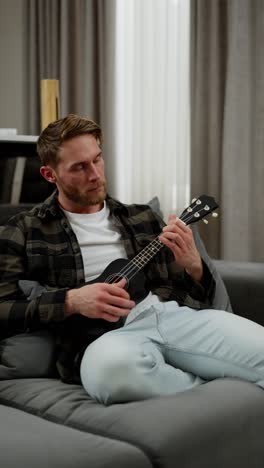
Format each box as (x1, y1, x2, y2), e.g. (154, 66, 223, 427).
(159, 214, 203, 283)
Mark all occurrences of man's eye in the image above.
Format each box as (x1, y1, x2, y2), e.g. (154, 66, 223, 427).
(74, 163, 85, 171)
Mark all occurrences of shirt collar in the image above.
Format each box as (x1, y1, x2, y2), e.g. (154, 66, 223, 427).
(106, 195, 129, 216)
(35, 190, 61, 219)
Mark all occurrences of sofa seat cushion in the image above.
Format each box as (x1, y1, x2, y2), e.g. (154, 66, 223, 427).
(0, 404, 151, 468)
(1, 378, 264, 468)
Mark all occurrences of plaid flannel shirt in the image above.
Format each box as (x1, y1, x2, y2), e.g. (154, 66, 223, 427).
(0, 191, 215, 382)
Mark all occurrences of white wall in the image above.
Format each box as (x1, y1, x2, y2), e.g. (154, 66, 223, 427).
(0, 0, 28, 133)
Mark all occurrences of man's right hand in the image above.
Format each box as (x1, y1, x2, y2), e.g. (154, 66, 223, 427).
(65, 278, 135, 322)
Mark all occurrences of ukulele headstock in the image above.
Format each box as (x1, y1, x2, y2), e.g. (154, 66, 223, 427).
(180, 194, 219, 226)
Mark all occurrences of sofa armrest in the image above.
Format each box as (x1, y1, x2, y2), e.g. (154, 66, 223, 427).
(213, 259, 264, 326)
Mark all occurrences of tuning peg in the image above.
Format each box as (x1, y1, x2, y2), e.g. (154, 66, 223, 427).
(203, 219, 209, 224)
(191, 198, 197, 203)
(212, 212, 218, 218)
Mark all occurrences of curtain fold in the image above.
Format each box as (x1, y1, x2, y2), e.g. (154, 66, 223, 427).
(191, 0, 264, 262)
(96, 0, 117, 196)
(26, 0, 114, 132)
(190, 0, 227, 259)
(26, 0, 117, 194)
(115, 0, 191, 220)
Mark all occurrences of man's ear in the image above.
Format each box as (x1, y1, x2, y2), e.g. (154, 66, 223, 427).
(40, 166, 57, 184)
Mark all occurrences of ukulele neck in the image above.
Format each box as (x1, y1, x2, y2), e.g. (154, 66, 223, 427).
(120, 194, 218, 281)
(130, 237, 163, 275)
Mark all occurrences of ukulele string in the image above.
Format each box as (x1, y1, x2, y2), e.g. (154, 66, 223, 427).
(108, 213, 188, 284)
(104, 237, 162, 284)
(105, 205, 211, 284)
(104, 215, 187, 285)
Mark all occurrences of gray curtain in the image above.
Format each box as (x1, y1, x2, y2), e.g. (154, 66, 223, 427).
(25, 0, 117, 193)
(191, 0, 264, 262)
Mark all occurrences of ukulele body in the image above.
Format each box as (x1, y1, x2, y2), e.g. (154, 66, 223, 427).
(86, 258, 148, 304)
(62, 259, 148, 348)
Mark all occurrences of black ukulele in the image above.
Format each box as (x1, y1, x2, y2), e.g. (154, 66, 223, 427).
(85, 194, 218, 304)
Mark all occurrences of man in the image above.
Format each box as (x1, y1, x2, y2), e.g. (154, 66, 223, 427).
(1, 114, 264, 405)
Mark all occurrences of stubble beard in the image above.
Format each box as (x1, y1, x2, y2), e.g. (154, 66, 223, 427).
(62, 180, 107, 207)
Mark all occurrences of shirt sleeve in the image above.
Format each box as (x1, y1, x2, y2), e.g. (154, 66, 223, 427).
(183, 259, 216, 304)
(0, 224, 67, 337)
(165, 248, 216, 307)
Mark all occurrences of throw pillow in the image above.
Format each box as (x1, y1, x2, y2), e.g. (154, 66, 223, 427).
(0, 330, 56, 380)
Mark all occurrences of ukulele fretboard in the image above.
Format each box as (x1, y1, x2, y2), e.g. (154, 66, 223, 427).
(131, 238, 163, 271)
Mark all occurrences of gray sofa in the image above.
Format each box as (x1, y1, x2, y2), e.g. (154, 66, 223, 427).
(1, 204, 264, 468)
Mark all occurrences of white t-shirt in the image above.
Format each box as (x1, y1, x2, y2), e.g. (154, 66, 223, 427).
(62, 202, 127, 282)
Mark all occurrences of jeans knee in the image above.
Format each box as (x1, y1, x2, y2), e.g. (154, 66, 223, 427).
(80, 334, 157, 404)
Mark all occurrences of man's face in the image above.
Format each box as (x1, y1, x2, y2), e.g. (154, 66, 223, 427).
(42, 134, 107, 213)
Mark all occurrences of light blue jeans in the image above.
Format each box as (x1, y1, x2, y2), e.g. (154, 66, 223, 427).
(80, 301, 264, 405)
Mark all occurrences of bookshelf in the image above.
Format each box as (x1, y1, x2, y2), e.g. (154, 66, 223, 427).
(0, 135, 52, 204)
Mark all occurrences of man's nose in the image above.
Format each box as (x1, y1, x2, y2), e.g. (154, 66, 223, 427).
(88, 163, 100, 181)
